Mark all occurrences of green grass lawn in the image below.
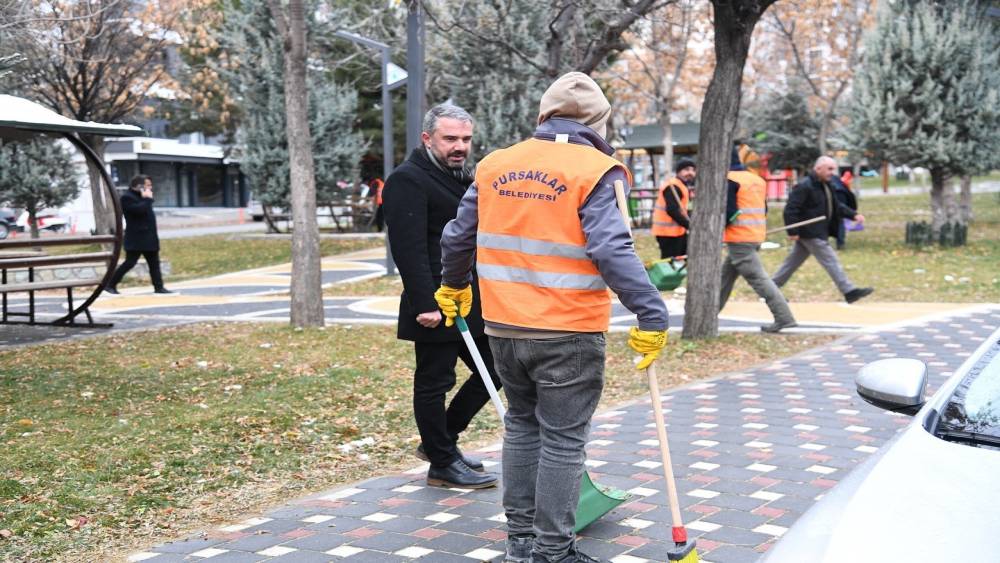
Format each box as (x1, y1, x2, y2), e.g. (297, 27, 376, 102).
(633, 191, 1000, 303)
(0, 323, 833, 562)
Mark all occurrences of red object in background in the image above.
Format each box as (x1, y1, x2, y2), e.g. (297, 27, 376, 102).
(766, 169, 790, 200)
(841, 170, 854, 188)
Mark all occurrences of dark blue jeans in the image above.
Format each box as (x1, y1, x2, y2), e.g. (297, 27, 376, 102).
(489, 333, 605, 560)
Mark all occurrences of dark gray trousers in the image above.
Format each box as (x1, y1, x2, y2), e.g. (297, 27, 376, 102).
(489, 333, 605, 561)
(720, 243, 796, 324)
(772, 237, 857, 295)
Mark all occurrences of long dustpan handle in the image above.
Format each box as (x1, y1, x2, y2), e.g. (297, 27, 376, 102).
(455, 314, 506, 419)
(647, 363, 688, 544)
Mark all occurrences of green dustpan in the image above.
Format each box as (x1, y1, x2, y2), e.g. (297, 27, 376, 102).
(454, 315, 633, 532)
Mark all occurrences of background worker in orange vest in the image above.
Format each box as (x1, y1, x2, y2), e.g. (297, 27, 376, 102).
(434, 72, 669, 563)
(719, 147, 798, 333)
(652, 158, 696, 259)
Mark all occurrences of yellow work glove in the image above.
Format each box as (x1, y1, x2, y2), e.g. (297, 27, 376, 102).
(628, 327, 668, 370)
(434, 284, 473, 327)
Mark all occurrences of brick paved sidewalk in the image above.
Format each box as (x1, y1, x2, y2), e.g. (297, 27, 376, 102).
(130, 306, 999, 563)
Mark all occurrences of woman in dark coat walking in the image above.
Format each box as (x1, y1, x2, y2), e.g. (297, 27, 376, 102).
(105, 175, 171, 294)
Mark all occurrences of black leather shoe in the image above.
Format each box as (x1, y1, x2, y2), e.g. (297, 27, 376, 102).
(426, 459, 497, 489)
(103, 286, 119, 295)
(845, 287, 874, 304)
(154, 288, 175, 294)
(416, 444, 484, 472)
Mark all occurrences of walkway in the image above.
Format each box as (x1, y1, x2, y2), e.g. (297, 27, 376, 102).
(1, 247, 982, 347)
(128, 306, 999, 562)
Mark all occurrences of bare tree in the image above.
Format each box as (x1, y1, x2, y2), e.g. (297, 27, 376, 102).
(266, 0, 324, 327)
(606, 0, 707, 177)
(683, 0, 777, 340)
(6, 0, 178, 234)
(767, 0, 872, 154)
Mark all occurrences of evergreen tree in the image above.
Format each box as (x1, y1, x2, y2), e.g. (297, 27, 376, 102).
(0, 138, 80, 238)
(849, 0, 1000, 231)
(219, 0, 365, 210)
(743, 86, 822, 174)
(427, 0, 673, 154)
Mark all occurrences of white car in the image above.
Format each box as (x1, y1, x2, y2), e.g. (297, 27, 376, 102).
(763, 327, 1000, 562)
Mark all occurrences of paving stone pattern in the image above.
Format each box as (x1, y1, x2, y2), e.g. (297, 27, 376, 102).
(133, 308, 999, 563)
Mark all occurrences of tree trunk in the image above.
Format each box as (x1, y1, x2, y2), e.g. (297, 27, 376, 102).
(281, 0, 324, 327)
(682, 3, 764, 340)
(958, 174, 973, 223)
(660, 118, 674, 179)
(28, 207, 40, 239)
(818, 111, 831, 155)
(80, 134, 115, 235)
(929, 166, 951, 235)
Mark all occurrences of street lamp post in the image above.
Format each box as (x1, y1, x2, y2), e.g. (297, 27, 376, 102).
(333, 30, 402, 275)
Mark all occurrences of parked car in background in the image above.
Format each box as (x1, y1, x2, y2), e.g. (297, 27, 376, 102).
(0, 208, 19, 239)
(763, 327, 1000, 562)
(16, 210, 70, 234)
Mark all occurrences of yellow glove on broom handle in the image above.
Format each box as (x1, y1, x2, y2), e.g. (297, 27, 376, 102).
(434, 284, 472, 327)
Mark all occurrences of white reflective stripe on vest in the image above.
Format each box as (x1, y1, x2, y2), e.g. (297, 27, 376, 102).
(477, 232, 589, 260)
(477, 263, 607, 291)
(740, 207, 766, 214)
(732, 218, 767, 226)
(653, 220, 680, 227)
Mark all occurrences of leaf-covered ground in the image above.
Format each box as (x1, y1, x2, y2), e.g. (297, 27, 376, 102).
(0, 323, 833, 562)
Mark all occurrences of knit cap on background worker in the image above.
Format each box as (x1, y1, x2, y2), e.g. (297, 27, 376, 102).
(434, 72, 668, 563)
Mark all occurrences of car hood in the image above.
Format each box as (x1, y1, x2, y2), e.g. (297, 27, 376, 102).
(762, 420, 1000, 562)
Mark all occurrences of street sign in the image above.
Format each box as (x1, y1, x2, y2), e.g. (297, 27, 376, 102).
(386, 63, 407, 89)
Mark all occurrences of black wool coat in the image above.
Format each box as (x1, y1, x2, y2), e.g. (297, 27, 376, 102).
(120, 189, 160, 252)
(784, 172, 859, 239)
(382, 148, 486, 343)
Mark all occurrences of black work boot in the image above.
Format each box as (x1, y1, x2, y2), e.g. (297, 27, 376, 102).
(103, 286, 119, 295)
(426, 459, 497, 489)
(534, 548, 602, 563)
(416, 444, 484, 471)
(505, 534, 534, 563)
(845, 287, 874, 304)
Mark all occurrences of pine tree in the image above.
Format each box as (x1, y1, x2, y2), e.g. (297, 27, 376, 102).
(0, 138, 80, 239)
(743, 86, 822, 174)
(849, 0, 1000, 232)
(220, 0, 365, 210)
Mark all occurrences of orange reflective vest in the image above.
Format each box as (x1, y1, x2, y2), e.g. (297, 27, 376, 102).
(651, 177, 689, 237)
(474, 138, 632, 332)
(372, 178, 385, 206)
(723, 170, 767, 243)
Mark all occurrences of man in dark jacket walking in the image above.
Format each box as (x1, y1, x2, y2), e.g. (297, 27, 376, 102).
(105, 175, 171, 294)
(772, 156, 873, 303)
(382, 103, 500, 490)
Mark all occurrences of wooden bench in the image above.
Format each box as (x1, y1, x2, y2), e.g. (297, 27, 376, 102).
(0, 234, 118, 326)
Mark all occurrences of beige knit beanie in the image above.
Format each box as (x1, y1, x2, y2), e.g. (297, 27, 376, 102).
(537, 72, 612, 139)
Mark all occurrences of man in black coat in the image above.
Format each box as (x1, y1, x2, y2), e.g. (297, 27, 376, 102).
(772, 156, 873, 304)
(382, 103, 500, 489)
(105, 175, 171, 294)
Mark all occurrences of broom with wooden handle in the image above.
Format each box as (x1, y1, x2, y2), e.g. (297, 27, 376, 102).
(614, 180, 699, 562)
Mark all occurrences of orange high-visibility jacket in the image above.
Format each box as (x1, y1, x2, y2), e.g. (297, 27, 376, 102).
(723, 170, 767, 243)
(651, 177, 689, 237)
(474, 138, 632, 332)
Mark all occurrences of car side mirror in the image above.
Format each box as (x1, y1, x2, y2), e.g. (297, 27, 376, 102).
(855, 358, 928, 416)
